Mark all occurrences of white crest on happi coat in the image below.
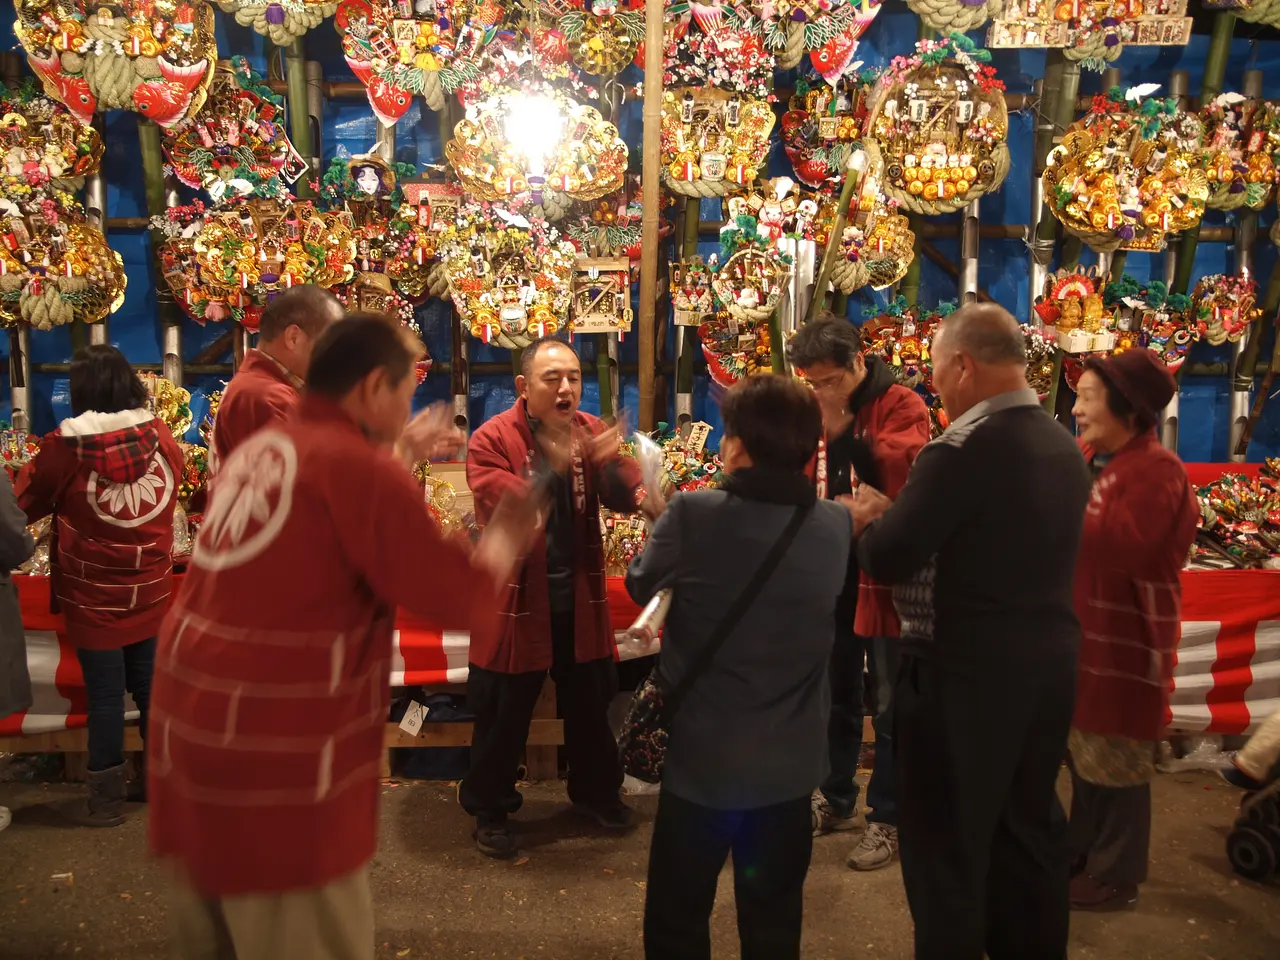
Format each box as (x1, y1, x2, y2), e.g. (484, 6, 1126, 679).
(87, 455, 175, 529)
(193, 430, 298, 572)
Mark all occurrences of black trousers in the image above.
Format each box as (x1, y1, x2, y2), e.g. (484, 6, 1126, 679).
(76, 638, 155, 772)
(896, 652, 1075, 960)
(820, 630, 867, 817)
(1067, 770, 1151, 887)
(459, 611, 621, 819)
(644, 789, 813, 960)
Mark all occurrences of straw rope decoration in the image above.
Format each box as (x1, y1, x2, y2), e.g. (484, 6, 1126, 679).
(864, 34, 1009, 217)
(906, 0, 999, 37)
(1201, 96, 1280, 213)
(215, 0, 337, 45)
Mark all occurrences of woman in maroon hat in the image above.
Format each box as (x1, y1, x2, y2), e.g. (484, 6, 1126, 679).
(1067, 349, 1198, 911)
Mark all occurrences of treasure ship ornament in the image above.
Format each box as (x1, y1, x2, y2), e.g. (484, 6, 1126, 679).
(14, 0, 218, 128)
(446, 72, 628, 221)
(863, 34, 1011, 216)
(335, 0, 515, 121)
(163, 58, 307, 204)
(660, 87, 774, 199)
(437, 203, 577, 349)
(1043, 85, 1209, 253)
(985, 0, 1193, 68)
(214, 0, 336, 45)
(1198, 93, 1274, 211)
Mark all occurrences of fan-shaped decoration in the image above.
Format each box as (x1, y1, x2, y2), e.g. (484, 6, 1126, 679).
(214, 0, 337, 45)
(1198, 94, 1274, 211)
(14, 0, 217, 127)
(164, 58, 306, 203)
(1191, 273, 1261, 347)
(863, 34, 1010, 216)
(335, 0, 515, 121)
(1043, 87, 1209, 253)
(660, 87, 774, 199)
(318, 154, 439, 303)
(446, 79, 627, 215)
(524, 0, 645, 76)
(438, 205, 578, 348)
(781, 79, 869, 189)
(985, 0, 1192, 68)
(1031, 267, 1117, 353)
(158, 198, 356, 330)
(0, 81, 103, 196)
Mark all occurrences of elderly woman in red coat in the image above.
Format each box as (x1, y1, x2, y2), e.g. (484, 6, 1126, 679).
(16, 345, 184, 826)
(1068, 349, 1197, 911)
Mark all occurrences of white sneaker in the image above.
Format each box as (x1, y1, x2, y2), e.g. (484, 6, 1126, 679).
(811, 792, 866, 837)
(847, 821, 898, 870)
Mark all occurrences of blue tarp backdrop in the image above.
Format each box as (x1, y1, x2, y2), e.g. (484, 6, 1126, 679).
(5, 8, 1280, 461)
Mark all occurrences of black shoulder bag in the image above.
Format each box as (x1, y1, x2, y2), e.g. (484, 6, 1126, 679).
(618, 503, 812, 784)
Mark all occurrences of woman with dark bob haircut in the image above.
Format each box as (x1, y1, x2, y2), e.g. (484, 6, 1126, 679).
(627, 374, 854, 960)
(15, 344, 184, 826)
(1067, 349, 1197, 910)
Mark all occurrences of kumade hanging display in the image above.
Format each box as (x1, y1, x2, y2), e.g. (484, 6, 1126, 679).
(523, 0, 646, 76)
(163, 58, 308, 204)
(14, 0, 218, 127)
(214, 0, 337, 45)
(1198, 93, 1275, 212)
(862, 34, 1010, 217)
(711, 214, 792, 324)
(0, 81, 104, 193)
(662, 6, 774, 99)
(1100, 274, 1196, 369)
(438, 204, 578, 349)
(335, 0, 516, 120)
(755, 0, 884, 73)
(1191, 273, 1260, 347)
(446, 76, 627, 220)
(1042, 86, 1208, 254)
(985, 0, 1192, 67)
(1031, 267, 1118, 354)
(660, 88, 774, 199)
(781, 78, 870, 189)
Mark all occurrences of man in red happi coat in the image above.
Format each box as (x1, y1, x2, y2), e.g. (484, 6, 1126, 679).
(210, 285, 342, 473)
(460, 338, 661, 858)
(150, 318, 537, 960)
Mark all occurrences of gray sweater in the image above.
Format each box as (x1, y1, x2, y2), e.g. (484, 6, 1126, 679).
(625, 488, 852, 810)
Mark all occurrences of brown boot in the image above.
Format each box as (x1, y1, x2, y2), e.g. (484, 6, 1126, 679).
(60, 764, 127, 827)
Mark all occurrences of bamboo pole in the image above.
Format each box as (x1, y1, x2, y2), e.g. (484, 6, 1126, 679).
(84, 115, 108, 346)
(1108, 251, 1127, 283)
(674, 199, 699, 427)
(138, 119, 183, 386)
(805, 154, 862, 322)
(1171, 17, 1235, 296)
(595, 84, 622, 422)
(637, 0, 663, 432)
(1161, 220, 1180, 450)
(285, 40, 315, 199)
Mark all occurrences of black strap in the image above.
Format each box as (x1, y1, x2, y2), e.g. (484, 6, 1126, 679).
(666, 503, 812, 711)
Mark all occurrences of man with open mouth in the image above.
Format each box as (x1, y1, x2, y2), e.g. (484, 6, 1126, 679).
(460, 338, 663, 858)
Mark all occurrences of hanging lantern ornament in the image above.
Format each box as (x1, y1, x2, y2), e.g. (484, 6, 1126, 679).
(163, 57, 308, 204)
(335, 0, 517, 121)
(13, 0, 217, 128)
(214, 0, 337, 45)
(1043, 85, 1208, 254)
(660, 88, 775, 199)
(446, 79, 627, 220)
(985, 0, 1192, 66)
(863, 33, 1010, 217)
(1198, 93, 1274, 212)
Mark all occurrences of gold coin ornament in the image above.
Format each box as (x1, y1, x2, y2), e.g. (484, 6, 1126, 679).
(985, 0, 1193, 67)
(163, 58, 309, 204)
(437, 199, 577, 349)
(213, 0, 337, 45)
(139, 371, 193, 439)
(0, 80, 104, 196)
(863, 34, 1011, 217)
(13, 0, 218, 127)
(1192, 273, 1262, 347)
(660, 87, 775, 199)
(446, 71, 628, 218)
(335, 0, 517, 122)
(1042, 85, 1209, 253)
(1198, 93, 1275, 212)
(564, 180, 645, 261)
(157, 198, 357, 330)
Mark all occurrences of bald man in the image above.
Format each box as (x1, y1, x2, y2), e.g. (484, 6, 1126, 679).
(845, 304, 1090, 960)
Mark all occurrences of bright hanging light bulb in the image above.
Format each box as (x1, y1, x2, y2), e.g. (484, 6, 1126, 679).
(504, 92, 566, 178)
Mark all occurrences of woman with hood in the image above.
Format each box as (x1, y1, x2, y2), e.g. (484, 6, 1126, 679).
(16, 345, 184, 826)
(1068, 349, 1198, 910)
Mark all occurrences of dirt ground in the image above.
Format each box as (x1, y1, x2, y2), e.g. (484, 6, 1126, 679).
(1, 770, 1277, 960)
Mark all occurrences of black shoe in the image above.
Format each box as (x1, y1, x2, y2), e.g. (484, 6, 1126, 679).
(1222, 764, 1264, 791)
(473, 815, 516, 859)
(572, 799, 634, 831)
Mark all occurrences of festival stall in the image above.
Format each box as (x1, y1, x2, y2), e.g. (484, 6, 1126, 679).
(5, 3, 1280, 775)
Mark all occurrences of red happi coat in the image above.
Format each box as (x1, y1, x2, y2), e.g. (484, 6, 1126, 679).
(210, 349, 300, 474)
(1073, 431, 1198, 743)
(16, 409, 184, 650)
(466, 399, 642, 674)
(149, 397, 494, 897)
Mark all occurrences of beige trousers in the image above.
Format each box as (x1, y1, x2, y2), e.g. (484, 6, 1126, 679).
(1237, 706, 1280, 782)
(169, 865, 374, 960)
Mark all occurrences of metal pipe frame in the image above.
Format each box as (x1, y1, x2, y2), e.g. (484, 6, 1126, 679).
(1160, 200, 1180, 452)
(85, 126, 109, 346)
(1227, 69, 1263, 462)
(959, 198, 980, 304)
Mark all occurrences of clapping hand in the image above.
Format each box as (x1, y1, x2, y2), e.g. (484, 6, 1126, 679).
(837, 484, 892, 536)
(400, 403, 465, 464)
(588, 411, 631, 467)
(473, 488, 547, 587)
